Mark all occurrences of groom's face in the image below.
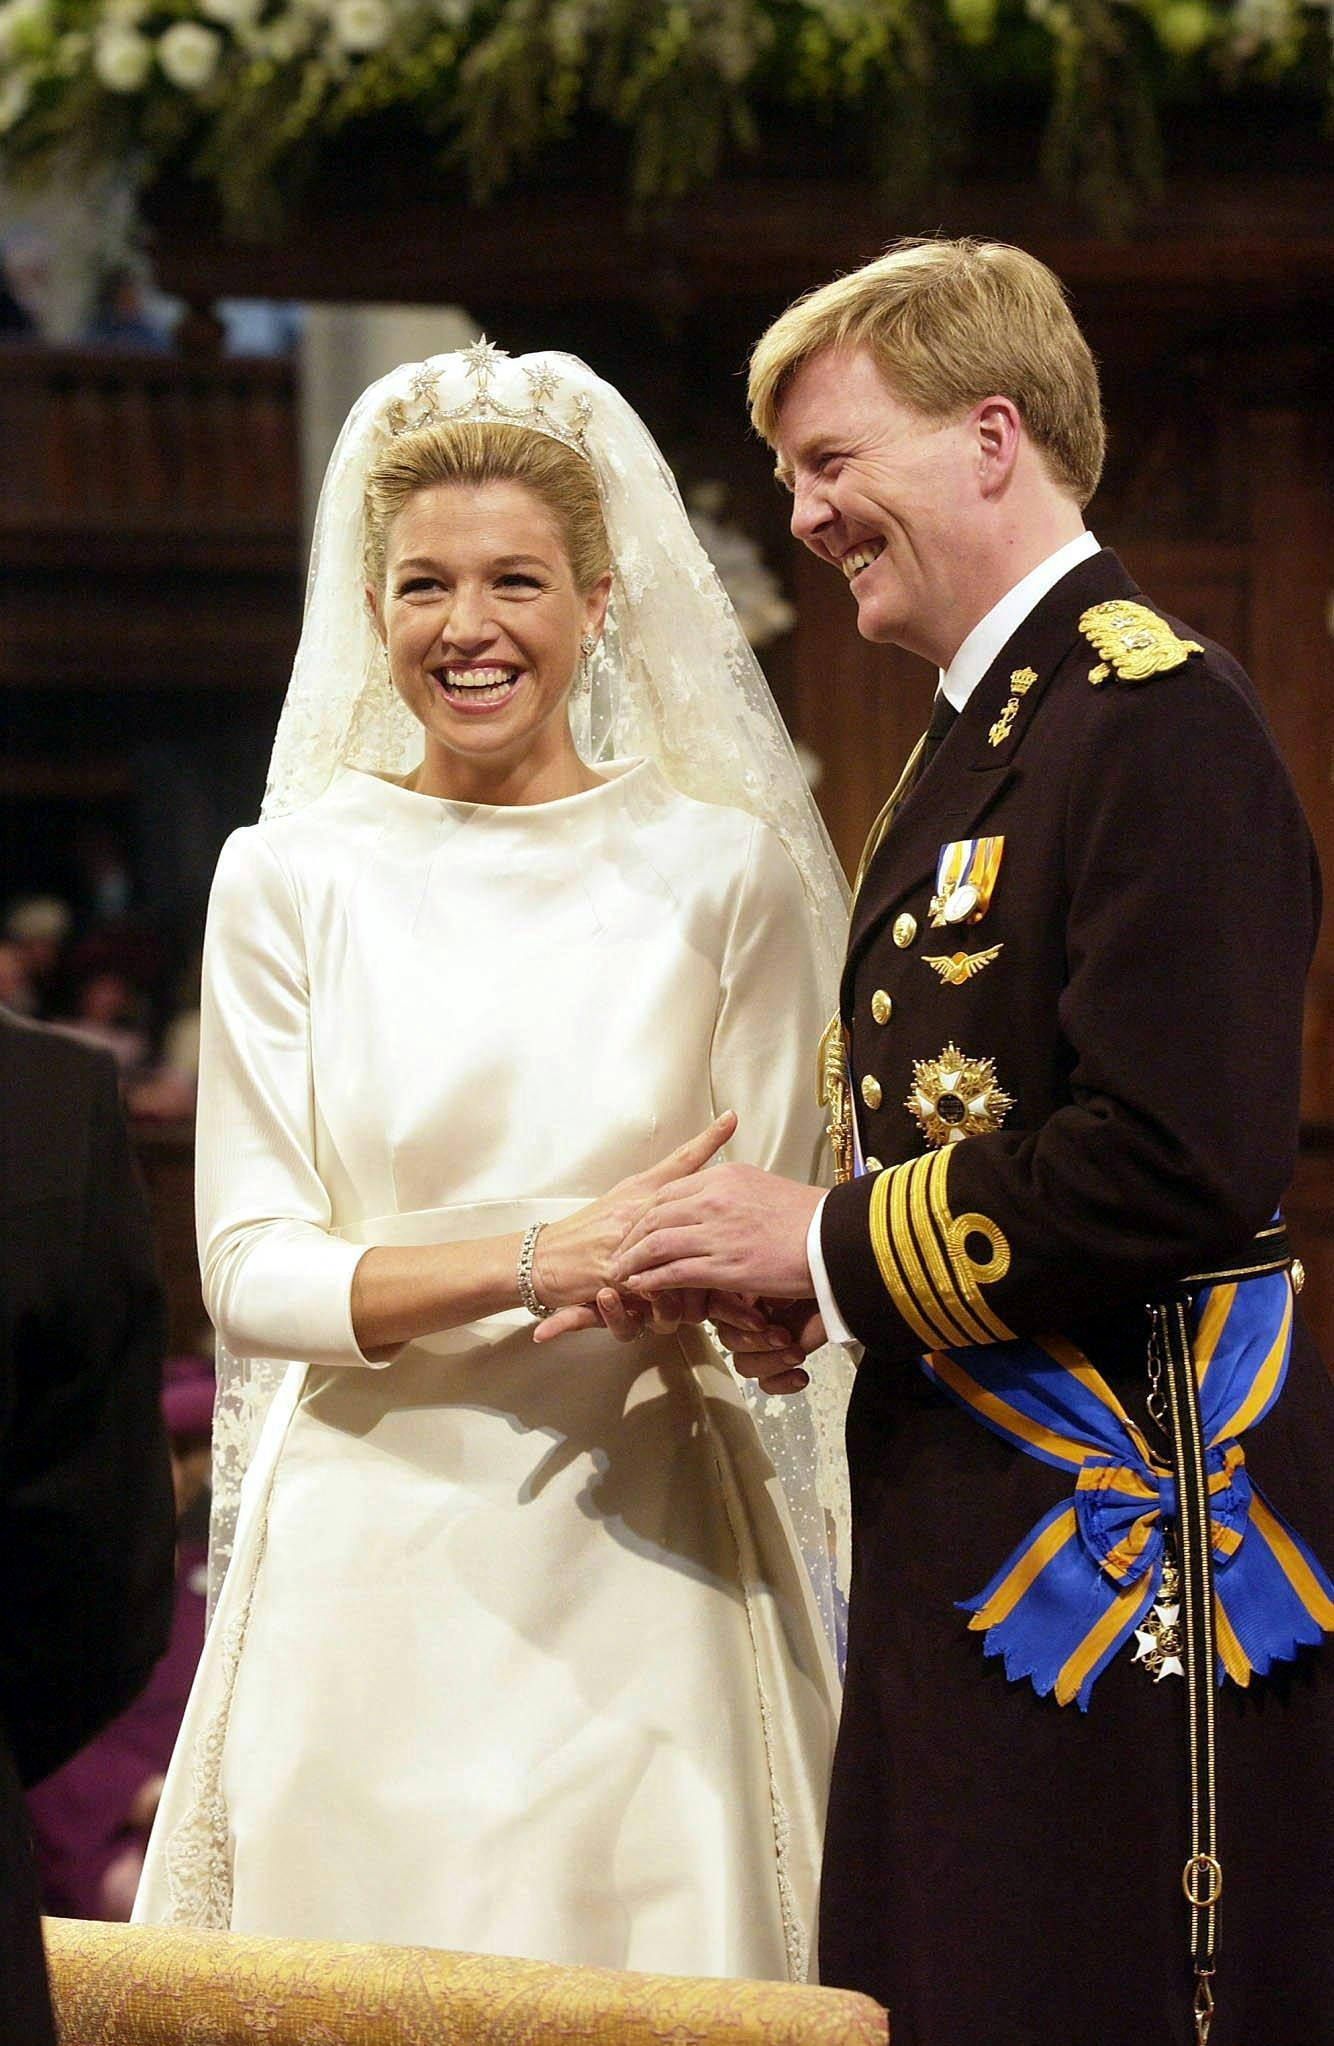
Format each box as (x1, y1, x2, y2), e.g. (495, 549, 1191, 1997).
(773, 346, 980, 663)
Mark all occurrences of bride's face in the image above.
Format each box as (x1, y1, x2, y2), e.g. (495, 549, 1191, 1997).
(369, 479, 610, 787)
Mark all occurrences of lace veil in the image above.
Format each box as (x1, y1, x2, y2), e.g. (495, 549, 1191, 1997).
(208, 344, 854, 1648)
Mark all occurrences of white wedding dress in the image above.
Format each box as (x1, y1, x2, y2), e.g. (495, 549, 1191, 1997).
(134, 758, 840, 1981)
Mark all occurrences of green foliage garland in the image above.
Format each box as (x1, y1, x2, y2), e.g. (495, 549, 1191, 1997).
(0, 0, 1328, 235)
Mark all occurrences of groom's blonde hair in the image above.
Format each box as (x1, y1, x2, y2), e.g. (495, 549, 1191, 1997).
(748, 237, 1105, 506)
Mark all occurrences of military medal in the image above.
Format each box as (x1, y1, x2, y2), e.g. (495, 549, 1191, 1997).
(1131, 1544, 1184, 1683)
(906, 1043, 1014, 1147)
(929, 837, 1004, 927)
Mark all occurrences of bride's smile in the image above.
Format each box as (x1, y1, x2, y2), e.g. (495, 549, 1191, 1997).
(432, 662, 522, 710)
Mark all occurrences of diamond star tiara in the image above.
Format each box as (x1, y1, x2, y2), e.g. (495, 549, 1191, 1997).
(382, 340, 594, 462)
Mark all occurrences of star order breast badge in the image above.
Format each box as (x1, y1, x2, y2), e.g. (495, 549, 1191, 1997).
(906, 1043, 1014, 1147)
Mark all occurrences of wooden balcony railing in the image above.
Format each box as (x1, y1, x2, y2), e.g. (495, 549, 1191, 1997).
(0, 345, 299, 572)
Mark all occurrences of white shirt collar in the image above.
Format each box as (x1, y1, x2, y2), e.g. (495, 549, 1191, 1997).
(939, 531, 1100, 712)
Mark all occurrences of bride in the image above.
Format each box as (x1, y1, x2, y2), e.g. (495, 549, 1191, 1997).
(133, 344, 852, 1982)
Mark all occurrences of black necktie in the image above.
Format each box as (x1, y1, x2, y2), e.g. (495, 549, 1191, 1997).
(903, 689, 958, 800)
(854, 691, 962, 896)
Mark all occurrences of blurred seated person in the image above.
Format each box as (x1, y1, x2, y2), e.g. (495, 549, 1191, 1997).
(0, 941, 36, 1018)
(3, 897, 71, 1019)
(0, 1014, 175, 2046)
(27, 1356, 214, 1921)
(125, 953, 201, 1123)
(87, 266, 172, 352)
(0, 273, 34, 339)
(53, 967, 151, 1075)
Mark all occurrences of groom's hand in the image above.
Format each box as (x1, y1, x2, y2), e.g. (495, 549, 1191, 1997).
(612, 1164, 821, 1299)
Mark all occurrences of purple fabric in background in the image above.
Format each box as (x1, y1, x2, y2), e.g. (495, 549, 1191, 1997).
(26, 1537, 207, 1918)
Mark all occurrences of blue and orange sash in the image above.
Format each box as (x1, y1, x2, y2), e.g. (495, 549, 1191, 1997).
(922, 1268, 1334, 1709)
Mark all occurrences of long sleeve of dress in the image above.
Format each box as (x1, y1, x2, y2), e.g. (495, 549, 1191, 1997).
(195, 829, 375, 1369)
(710, 820, 832, 1188)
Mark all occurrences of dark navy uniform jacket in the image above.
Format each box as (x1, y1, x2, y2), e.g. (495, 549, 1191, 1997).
(816, 548, 1334, 2046)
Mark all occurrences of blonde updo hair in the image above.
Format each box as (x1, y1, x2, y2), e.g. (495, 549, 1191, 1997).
(363, 420, 612, 593)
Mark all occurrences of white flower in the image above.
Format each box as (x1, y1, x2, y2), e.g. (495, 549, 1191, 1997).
(55, 27, 90, 71)
(158, 19, 223, 89)
(331, 0, 392, 52)
(200, 0, 263, 25)
(0, 0, 49, 62)
(0, 71, 31, 131)
(258, 9, 317, 59)
(92, 24, 153, 90)
(1230, 0, 1295, 48)
(101, 0, 148, 24)
(434, 0, 475, 24)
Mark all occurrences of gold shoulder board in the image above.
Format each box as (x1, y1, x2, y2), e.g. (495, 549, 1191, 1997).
(1079, 600, 1203, 686)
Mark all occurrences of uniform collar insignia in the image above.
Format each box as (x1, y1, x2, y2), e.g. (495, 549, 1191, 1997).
(840, 550, 1140, 998)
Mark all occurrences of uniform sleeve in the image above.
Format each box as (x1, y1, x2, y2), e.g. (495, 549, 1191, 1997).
(822, 663, 1318, 1359)
(195, 829, 377, 1368)
(710, 820, 832, 1188)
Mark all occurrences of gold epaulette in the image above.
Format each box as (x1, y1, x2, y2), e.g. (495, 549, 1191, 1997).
(1080, 600, 1203, 686)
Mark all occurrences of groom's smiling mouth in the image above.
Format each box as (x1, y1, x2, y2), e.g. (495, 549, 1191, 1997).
(840, 538, 886, 582)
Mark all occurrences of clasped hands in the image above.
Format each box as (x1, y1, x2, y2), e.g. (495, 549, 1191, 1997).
(531, 1110, 828, 1396)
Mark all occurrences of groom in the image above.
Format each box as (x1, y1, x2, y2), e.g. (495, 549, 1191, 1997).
(613, 240, 1334, 2044)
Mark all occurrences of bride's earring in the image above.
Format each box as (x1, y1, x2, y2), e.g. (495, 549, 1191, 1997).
(573, 633, 597, 699)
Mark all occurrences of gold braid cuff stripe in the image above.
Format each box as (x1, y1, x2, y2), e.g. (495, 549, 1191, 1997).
(868, 1150, 1016, 1349)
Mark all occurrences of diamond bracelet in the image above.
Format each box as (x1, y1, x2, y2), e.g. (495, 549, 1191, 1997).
(517, 1222, 550, 1319)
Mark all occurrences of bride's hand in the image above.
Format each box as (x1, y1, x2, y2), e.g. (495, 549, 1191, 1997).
(533, 1284, 711, 1347)
(530, 1113, 737, 1329)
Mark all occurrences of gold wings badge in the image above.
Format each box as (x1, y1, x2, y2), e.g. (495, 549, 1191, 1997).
(923, 945, 1003, 986)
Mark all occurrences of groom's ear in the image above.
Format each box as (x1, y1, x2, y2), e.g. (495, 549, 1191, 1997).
(974, 396, 1022, 496)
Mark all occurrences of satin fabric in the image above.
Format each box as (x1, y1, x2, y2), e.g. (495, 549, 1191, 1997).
(135, 761, 838, 1978)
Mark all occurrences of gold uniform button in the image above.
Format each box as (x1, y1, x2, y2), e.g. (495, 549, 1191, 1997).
(861, 1075, 883, 1110)
(893, 913, 917, 948)
(865, 1155, 884, 1172)
(871, 989, 893, 1025)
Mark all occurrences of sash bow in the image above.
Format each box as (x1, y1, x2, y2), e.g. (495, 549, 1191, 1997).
(923, 1270, 1334, 1709)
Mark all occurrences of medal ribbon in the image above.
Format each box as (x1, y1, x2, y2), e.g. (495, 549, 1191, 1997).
(934, 836, 1004, 918)
(920, 1268, 1334, 1709)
